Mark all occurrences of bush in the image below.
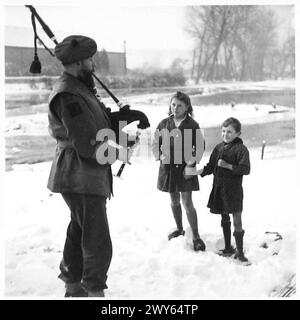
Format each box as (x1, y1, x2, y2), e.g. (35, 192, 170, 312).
(95, 69, 186, 89)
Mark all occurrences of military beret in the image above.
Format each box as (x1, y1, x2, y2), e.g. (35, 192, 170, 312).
(55, 35, 97, 65)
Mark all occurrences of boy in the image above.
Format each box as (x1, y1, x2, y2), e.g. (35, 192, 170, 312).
(199, 117, 250, 262)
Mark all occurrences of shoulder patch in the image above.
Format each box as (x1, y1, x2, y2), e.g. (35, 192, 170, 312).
(66, 102, 83, 118)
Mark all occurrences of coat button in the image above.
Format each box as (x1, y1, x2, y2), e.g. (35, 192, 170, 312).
(90, 139, 96, 146)
(176, 165, 179, 168)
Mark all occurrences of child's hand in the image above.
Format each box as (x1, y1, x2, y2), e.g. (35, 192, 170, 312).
(197, 168, 203, 175)
(183, 165, 197, 179)
(218, 159, 233, 170)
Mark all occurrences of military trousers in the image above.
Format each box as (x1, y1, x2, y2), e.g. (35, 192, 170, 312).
(59, 192, 113, 292)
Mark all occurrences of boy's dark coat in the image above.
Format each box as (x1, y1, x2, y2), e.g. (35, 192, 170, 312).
(201, 137, 250, 214)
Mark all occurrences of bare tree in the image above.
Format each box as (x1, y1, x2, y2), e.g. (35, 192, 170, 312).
(205, 6, 233, 81)
(185, 6, 210, 83)
(278, 34, 295, 78)
(248, 7, 277, 80)
(185, 5, 293, 81)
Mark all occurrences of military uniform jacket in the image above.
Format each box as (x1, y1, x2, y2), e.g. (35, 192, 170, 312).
(201, 137, 250, 214)
(47, 72, 113, 198)
(153, 115, 204, 193)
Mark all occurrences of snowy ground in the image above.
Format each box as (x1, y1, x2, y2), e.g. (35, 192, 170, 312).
(4, 143, 297, 299)
(3, 80, 297, 299)
(4, 142, 297, 299)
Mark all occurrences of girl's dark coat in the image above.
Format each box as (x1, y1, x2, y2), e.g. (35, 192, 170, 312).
(153, 115, 204, 193)
(201, 137, 250, 214)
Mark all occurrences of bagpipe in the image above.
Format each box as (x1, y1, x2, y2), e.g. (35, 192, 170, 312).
(25, 5, 151, 177)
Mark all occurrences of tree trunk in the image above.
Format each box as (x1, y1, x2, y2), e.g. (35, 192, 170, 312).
(195, 26, 207, 83)
(206, 9, 228, 81)
(191, 48, 196, 79)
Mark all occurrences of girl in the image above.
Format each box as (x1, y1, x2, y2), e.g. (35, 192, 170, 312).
(199, 117, 250, 262)
(152, 91, 205, 251)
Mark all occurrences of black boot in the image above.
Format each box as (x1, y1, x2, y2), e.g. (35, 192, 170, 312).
(233, 230, 249, 262)
(64, 282, 88, 298)
(168, 204, 185, 240)
(87, 290, 105, 297)
(219, 221, 235, 256)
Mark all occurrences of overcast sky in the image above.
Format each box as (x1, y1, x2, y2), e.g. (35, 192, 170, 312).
(4, 3, 294, 49)
(1, 1, 296, 69)
(4, 4, 193, 52)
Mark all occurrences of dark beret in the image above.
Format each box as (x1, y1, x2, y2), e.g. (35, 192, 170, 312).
(55, 35, 97, 65)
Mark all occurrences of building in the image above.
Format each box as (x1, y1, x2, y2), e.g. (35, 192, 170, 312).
(5, 45, 127, 77)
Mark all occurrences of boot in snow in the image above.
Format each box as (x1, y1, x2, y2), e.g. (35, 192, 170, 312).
(193, 238, 206, 252)
(219, 220, 235, 256)
(64, 282, 88, 298)
(168, 229, 185, 241)
(87, 290, 105, 297)
(233, 230, 249, 263)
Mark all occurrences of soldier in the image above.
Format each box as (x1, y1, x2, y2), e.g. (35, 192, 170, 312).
(47, 35, 132, 297)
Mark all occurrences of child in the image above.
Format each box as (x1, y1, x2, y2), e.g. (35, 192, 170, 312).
(152, 91, 206, 251)
(199, 117, 250, 262)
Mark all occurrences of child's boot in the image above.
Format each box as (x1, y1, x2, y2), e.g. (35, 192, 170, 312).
(219, 220, 235, 256)
(193, 237, 206, 251)
(185, 208, 206, 251)
(233, 230, 249, 262)
(168, 204, 185, 240)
